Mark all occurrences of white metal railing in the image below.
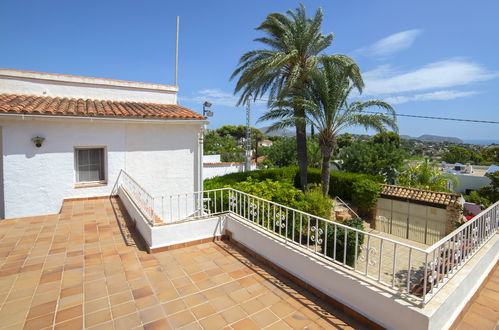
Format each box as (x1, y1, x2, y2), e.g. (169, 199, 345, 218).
(154, 189, 227, 224)
(115, 170, 156, 226)
(115, 173, 498, 305)
(224, 188, 428, 303)
(414, 202, 499, 303)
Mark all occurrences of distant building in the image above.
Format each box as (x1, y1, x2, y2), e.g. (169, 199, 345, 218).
(258, 139, 273, 147)
(442, 163, 497, 194)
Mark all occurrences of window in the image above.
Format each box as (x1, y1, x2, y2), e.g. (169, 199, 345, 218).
(75, 148, 105, 183)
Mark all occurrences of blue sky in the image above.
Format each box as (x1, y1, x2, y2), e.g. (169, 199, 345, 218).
(1, 0, 498, 141)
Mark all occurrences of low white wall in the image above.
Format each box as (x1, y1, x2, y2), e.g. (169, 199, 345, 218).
(119, 187, 224, 250)
(203, 163, 256, 180)
(1, 117, 202, 219)
(150, 216, 225, 249)
(225, 215, 499, 330)
(118, 186, 152, 247)
(225, 215, 429, 329)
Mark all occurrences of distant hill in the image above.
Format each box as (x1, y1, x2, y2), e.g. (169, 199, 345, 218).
(401, 134, 463, 144)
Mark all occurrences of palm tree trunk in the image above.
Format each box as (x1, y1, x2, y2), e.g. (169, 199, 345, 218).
(321, 150, 331, 196)
(319, 132, 336, 196)
(295, 115, 308, 191)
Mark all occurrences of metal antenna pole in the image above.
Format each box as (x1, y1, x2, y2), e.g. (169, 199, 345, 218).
(245, 99, 252, 171)
(174, 16, 180, 86)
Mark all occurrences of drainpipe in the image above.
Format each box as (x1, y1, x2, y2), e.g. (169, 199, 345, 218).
(198, 128, 204, 192)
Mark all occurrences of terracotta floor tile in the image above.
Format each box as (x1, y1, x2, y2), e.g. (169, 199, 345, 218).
(251, 308, 279, 328)
(135, 295, 159, 310)
(220, 305, 247, 324)
(265, 319, 293, 329)
(54, 316, 83, 330)
(84, 297, 109, 314)
(111, 300, 137, 319)
(183, 293, 208, 308)
(0, 297, 31, 326)
(113, 312, 142, 329)
(55, 304, 82, 324)
(283, 311, 313, 329)
(0, 198, 366, 330)
(162, 299, 188, 316)
(231, 317, 260, 330)
(191, 302, 216, 320)
(168, 310, 196, 328)
(84, 308, 111, 328)
(198, 313, 226, 329)
(23, 312, 54, 330)
(139, 304, 165, 324)
(144, 318, 171, 330)
(27, 300, 57, 320)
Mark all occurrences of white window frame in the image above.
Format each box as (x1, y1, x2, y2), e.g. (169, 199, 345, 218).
(74, 146, 107, 184)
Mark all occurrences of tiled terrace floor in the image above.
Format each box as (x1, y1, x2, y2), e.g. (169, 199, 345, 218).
(0, 198, 365, 329)
(453, 263, 499, 330)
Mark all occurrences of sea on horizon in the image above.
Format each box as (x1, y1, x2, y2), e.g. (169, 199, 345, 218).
(463, 139, 499, 145)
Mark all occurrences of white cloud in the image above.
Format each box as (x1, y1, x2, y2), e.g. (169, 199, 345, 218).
(363, 59, 498, 96)
(357, 29, 422, 57)
(384, 90, 479, 104)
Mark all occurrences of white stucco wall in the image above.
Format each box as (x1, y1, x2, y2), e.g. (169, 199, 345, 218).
(0, 69, 178, 103)
(1, 116, 202, 219)
(203, 163, 256, 180)
(203, 155, 221, 163)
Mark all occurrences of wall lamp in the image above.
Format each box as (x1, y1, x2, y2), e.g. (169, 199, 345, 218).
(31, 136, 45, 148)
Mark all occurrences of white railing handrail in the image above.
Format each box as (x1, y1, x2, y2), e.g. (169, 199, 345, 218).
(119, 170, 155, 201)
(425, 200, 499, 253)
(154, 187, 429, 253)
(116, 173, 498, 305)
(121, 174, 498, 255)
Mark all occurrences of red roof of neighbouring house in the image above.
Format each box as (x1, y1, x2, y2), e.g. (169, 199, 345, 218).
(380, 184, 461, 207)
(0, 94, 205, 120)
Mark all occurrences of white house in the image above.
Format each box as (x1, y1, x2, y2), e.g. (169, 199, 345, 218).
(0, 68, 206, 219)
(442, 162, 496, 194)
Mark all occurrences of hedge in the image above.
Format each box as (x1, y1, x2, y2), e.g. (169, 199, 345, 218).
(205, 166, 382, 208)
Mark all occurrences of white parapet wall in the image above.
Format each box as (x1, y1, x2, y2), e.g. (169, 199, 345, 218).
(225, 214, 499, 330)
(118, 186, 225, 250)
(117, 192, 499, 330)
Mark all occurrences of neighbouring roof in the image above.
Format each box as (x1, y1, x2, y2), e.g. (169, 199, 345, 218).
(0, 94, 205, 120)
(486, 165, 499, 174)
(380, 184, 461, 207)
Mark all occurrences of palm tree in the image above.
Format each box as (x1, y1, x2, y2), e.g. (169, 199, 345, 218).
(231, 4, 363, 190)
(262, 58, 397, 196)
(398, 159, 458, 192)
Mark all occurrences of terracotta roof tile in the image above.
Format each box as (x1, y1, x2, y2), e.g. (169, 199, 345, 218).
(380, 184, 461, 207)
(0, 94, 205, 120)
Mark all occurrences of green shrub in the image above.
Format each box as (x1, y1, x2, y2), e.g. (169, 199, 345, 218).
(325, 217, 365, 267)
(352, 179, 382, 211)
(204, 166, 299, 191)
(298, 184, 332, 220)
(232, 178, 302, 206)
(205, 167, 382, 214)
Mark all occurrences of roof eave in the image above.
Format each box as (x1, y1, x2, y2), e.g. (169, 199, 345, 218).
(0, 113, 208, 124)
